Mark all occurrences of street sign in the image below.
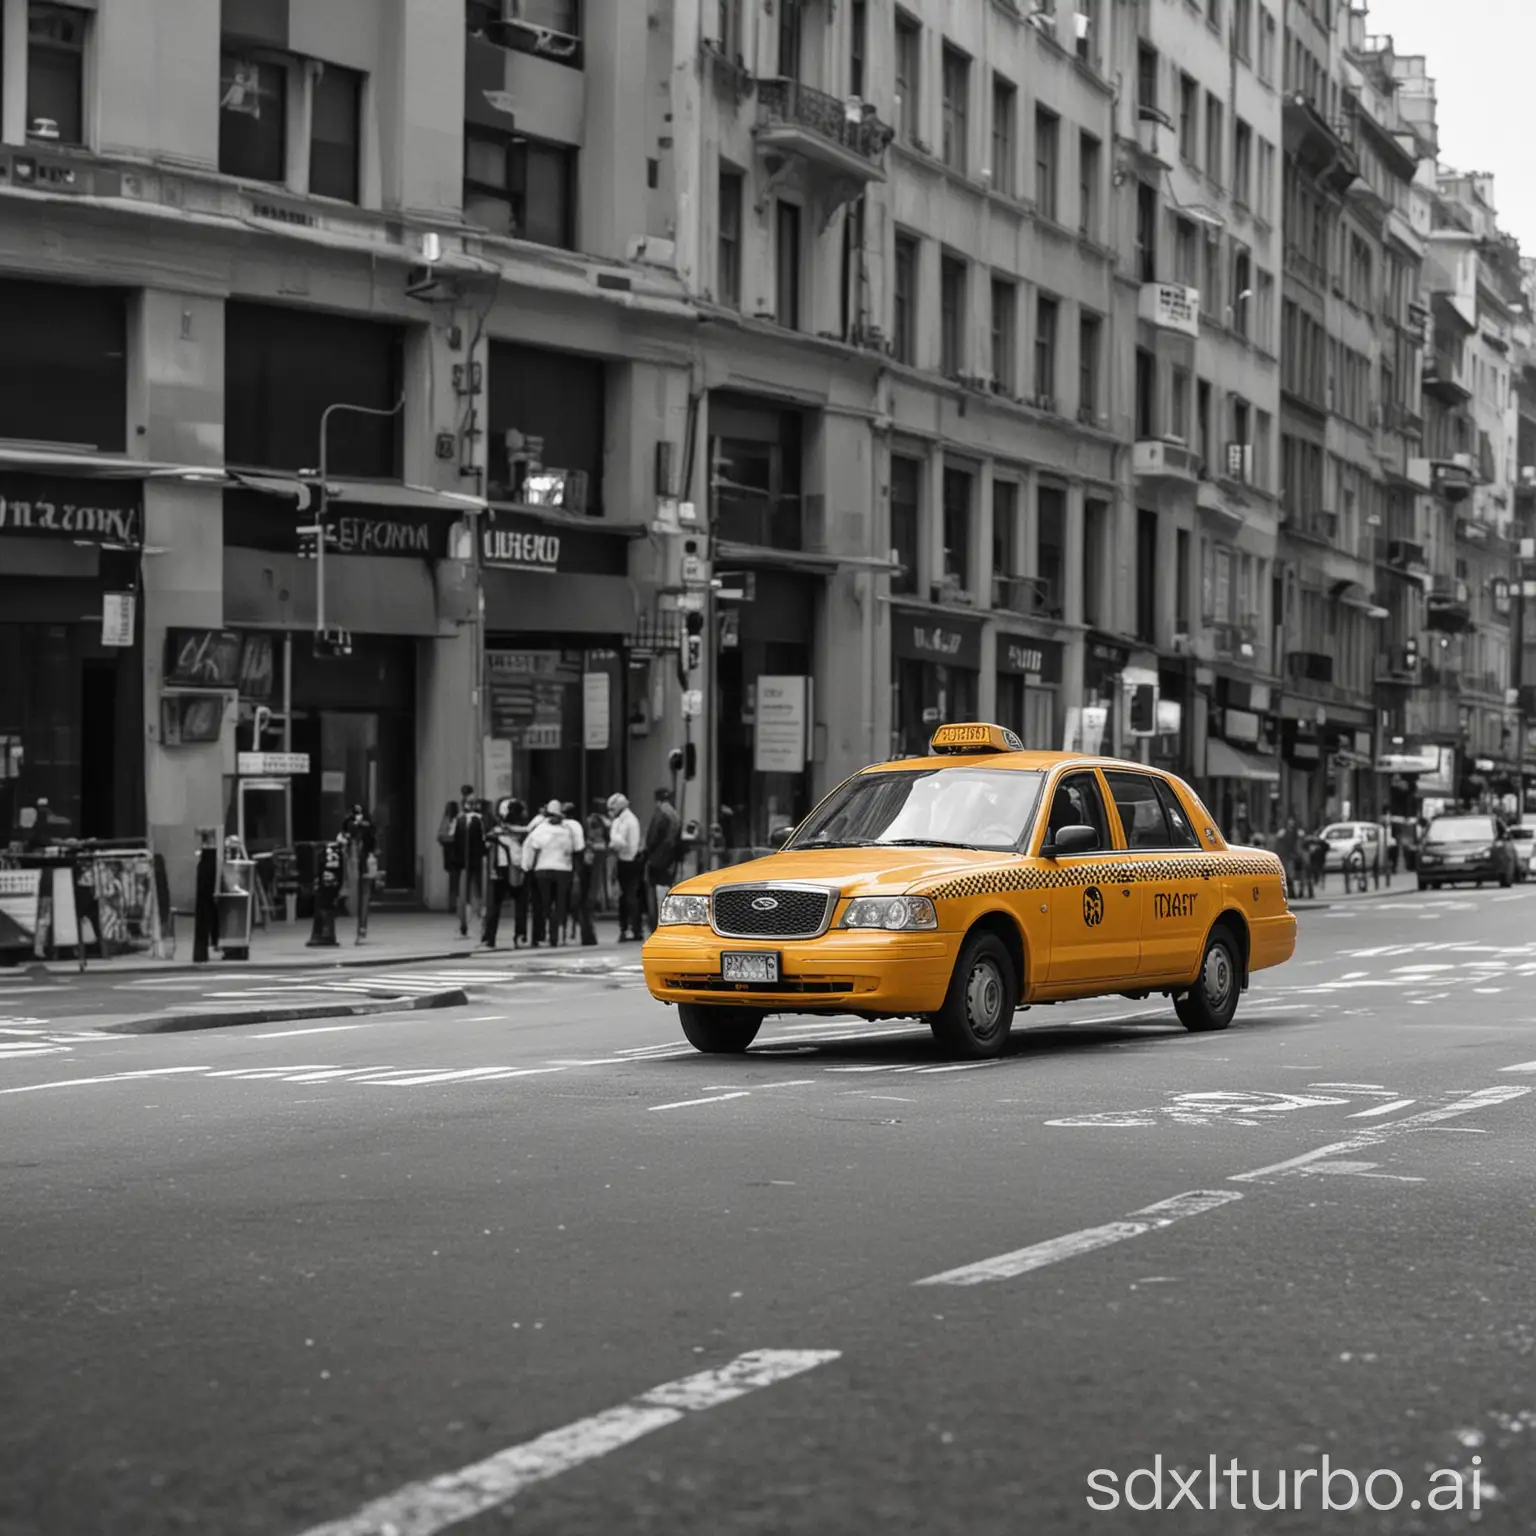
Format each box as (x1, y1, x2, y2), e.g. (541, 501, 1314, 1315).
(681, 689, 704, 718)
(682, 554, 711, 586)
(237, 752, 310, 776)
(101, 592, 135, 647)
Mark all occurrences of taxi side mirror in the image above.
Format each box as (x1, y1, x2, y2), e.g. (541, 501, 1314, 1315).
(1046, 824, 1099, 857)
(768, 825, 795, 850)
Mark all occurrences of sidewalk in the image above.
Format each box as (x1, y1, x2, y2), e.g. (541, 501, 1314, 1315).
(1290, 874, 1421, 911)
(13, 909, 642, 979)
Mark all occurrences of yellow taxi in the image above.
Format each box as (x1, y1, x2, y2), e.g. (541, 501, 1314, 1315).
(642, 723, 1296, 1058)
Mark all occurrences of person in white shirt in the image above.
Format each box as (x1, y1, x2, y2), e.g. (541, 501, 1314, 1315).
(606, 792, 644, 941)
(521, 799, 584, 947)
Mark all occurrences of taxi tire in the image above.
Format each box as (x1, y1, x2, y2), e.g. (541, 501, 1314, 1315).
(931, 932, 1017, 1060)
(677, 1004, 765, 1054)
(1174, 925, 1241, 1034)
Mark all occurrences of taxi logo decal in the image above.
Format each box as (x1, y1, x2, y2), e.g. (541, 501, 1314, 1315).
(925, 853, 1282, 900)
(1153, 892, 1197, 919)
(1082, 886, 1104, 927)
(750, 896, 780, 912)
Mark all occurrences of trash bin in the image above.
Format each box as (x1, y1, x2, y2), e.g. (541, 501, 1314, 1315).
(217, 857, 254, 960)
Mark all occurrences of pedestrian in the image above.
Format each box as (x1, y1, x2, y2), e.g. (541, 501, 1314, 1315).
(585, 801, 612, 914)
(643, 786, 681, 935)
(608, 791, 644, 941)
(522, 800, 582, 948)
(499, 798, 532, 946)
(306, 830, 345, 948)
(564, 801, 599, 947)
(481, 804, 519, 949)
(192, 827, 218, 963)
(438, 798, 462, 912)
(341, 803, 377, 943)
(450, 787, 485, 938)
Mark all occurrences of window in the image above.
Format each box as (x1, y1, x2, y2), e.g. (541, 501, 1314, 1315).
(1170, 367, 1190, 440)
(1135, 347, 1154, 439)
(310, 64, 361, 202)
(991, 277, 1016, 393)
(1255, 408, 1273, 490)
(1137, 183, 1158, 281)
(1138, 44, 1159, 115)
(849, 0, 867, 97)
(1233, 0, 1253, 61)
(1196, 378, 1212, 466)
(1078, 312, 1101, 419)
(715, 0, 742, 58)
(778, 0, 802, 77)
(464, 131, 577, 249)
(1231, 245, 1251, 337)
(1049, 771, 1112, 849)
(1202, 228, 1222, 319)
(1075, 0, 1097, 66)
(1258, 8, 1277, 83)
(1136, 509, 1158, 642)
(1034, 295, 1058, 405)
(1174, 216, 1197, 287)
(220, 53, 287, 182)
(893, 233, 918, 364)
(941, 45, 970, 173)
(1256, 137, 1275, 221)
(991, 75, 1017, 196)
(1233, 118, 1252, 207)
(775, 200, 802, 328)
(1178, 74, 1198, 163)
(895, 11, 921, 144)
(489, 341, 607, 512)
(1204, 93, 1223, 183)
(718, 169, 743, 307)
(993, 480, 1018, 583)
(890, 455, 921, 595)
(840, 195, 864, 341)
(942, 466, 972, 591)
(940, 255, 966, 376)
(1078, 132, 1100, 239)
(27, 3, 85, 145)
(1175, 528, 1191, 633)
(1083, 497, 1108, 629)
(1154, 778, 1201, 848)
(1106, 772, 1173, 849)
(1037, 485, 1066, 616)
(1034, 108, 1059, 220)
(1255, 269, 1274, 348)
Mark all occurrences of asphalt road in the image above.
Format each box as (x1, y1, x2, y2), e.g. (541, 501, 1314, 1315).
(3, 888, 1534, 1535)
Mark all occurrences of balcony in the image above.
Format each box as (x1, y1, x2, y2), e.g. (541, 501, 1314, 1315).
(993, 573, 1062, 620)
(1374, 651, 1418, 687)
(753, 78, 892, 205)
(1287, 650, 1335, 685)
(1283, 92, 1358, 188)
(1138, 281, 1199, 337)
(470, 0, 583, 67)
(1381, 400, 1423, 438)
(1431, 456, 1475, 503)
(1455, 514, 1494, 545)
(1133, 438, 1201, 484)
(1419, 661, 1461, 690)
(1463, 669, 1504, 698)
(1134, 106, 1176, 170)
(1384, 538, 1429, 574)
(1403, 300, 1430, 345)
(1426, 574, 1473, 633)
(1422, 347, 1472, 404)
(1283, 508, 1339, 545)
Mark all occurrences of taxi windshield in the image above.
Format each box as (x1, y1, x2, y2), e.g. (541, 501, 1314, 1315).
(789, 768, 1046, 853)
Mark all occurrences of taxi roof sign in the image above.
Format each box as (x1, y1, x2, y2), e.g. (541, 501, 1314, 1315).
(929, 722, 1025, 755)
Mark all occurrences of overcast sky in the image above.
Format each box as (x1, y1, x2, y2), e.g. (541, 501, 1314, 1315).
(1364, 0, 1534, 251)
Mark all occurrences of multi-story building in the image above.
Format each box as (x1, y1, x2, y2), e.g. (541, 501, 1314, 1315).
(1121, 0, 1285, 837)
(1277, 0, 1422, 826)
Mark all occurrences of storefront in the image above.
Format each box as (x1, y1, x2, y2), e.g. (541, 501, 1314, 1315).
(994, 631, 1062, 749)
(891, 608, 981, 759)
(481, 505, 640, 814)
(0, 470, 145, 844)
(1072, 632, 1132, 755)
(1204, 679, 1281, 840)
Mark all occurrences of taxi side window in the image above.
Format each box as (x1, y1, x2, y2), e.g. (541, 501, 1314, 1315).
(1104, 772, 1173, 850)
(1046, 772, 1111, 850)
(1153, 779, 1201, 850)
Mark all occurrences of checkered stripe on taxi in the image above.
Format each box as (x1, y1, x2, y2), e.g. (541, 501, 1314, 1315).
(926, 852, 1283, 900)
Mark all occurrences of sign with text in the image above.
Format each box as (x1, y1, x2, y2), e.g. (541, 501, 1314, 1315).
(481, 507, 629, 577)
(483, 738, 513, 800)
(891, 608, 981, 670)
(101, 592, 136, 647)
(0, 472, 143, 546)
(0, 869, 42, 952)
(165, 629, 243, 688)
(237, 752, 309, 776)
(996, 634, 1064, 685)
(754, 676, 809, 773)
(583, 672, 611, 750)
(223, 489, 455, 559)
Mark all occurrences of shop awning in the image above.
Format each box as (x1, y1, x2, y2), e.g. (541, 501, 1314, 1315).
(0, 447, 224, 481)
(723, 540, 904, 575)
(228, 470, 487, 515)
(1206, 739, 1280, 782)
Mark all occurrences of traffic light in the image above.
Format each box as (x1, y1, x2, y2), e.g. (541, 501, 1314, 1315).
(668, 746, 685, 775)
(297, 524, 321, 559)
(684, 608, 704, 672)
(1129, 684, 1157, 736)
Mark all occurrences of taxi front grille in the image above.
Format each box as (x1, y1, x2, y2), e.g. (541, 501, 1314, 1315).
(712, 886, 833, 939)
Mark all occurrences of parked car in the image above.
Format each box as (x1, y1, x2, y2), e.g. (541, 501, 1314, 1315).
(1319, 821, 1382, 875)
(1416, 814, 1517, 890)
(1508, 824, 1535, 883)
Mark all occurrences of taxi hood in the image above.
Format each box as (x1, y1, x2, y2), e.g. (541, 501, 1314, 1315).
(671, 846, 1006, 897)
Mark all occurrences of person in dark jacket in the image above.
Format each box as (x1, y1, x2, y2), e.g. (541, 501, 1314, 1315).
(450, 787, 485, 937)
(341, 804, 377, 942)
(438, 798, 462, 911)
(643, 787, 681, 935)
(192, 828, 218, 963)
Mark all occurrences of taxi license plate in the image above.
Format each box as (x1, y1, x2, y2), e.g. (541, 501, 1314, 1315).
(721, 951, 779, 984)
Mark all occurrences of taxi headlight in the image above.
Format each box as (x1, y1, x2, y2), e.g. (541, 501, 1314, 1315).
(840, 895, 938, 931)
(659, 892, 711, 926)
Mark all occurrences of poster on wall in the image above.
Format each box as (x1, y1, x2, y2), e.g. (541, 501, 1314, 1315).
(754, 676, 809, 773)
(486, 650, 571, 749)
(0, 869, 41, 952)
(78, 853, 160, 954)
(583, 672, 611, 751)
(483, 738, 514, 802)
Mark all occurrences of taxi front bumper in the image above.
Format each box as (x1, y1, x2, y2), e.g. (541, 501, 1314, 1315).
(642, 927, 962, 1015)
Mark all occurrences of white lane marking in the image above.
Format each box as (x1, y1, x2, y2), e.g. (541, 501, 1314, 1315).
(1499, 1060, 1536, 1073)
(284, 1069, 371, 1083)
(362, 1067, 516, 1087)
(702, 1080, 815, 1092)
(1300, 1160, 1426, 1182)
(914, 1190, 1243, 1287)
(466, 1015, 504, 1022)
(0, 1066, 207, 1095)
(291, 1349, 840, 1536)
(648, 1091, 751, 1112)
(1231, 1086, 1532, 1183)
(914, 1060, 1008, 1073)
(1309, 1082, 1388, 1090)
(1348, 1098, 1416, 1118)
(207, 1065, 338, 1078)
(253, 1024, 367, 1039)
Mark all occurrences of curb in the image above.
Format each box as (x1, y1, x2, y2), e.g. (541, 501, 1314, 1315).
(101, 987, 469, 1036)
(1292, 885, 1421, 911)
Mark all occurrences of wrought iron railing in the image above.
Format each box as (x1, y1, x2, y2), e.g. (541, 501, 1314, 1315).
(755, 78, 892, 162)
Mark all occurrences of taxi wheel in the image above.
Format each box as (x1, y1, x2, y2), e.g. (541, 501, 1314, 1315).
(1174, 926, 1241, 1034)
(931, 933, 1016, 1060)
(677, 1004, 765, 1054)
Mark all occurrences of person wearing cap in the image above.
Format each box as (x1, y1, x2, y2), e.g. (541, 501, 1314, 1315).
(521, 799, 585, 948)
(340, 804, 377, 943)
(606, 791, 643, 941)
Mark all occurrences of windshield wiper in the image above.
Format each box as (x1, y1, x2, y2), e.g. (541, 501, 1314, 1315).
(881, 838, 983, 850)
(797, 838, 882, 849)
